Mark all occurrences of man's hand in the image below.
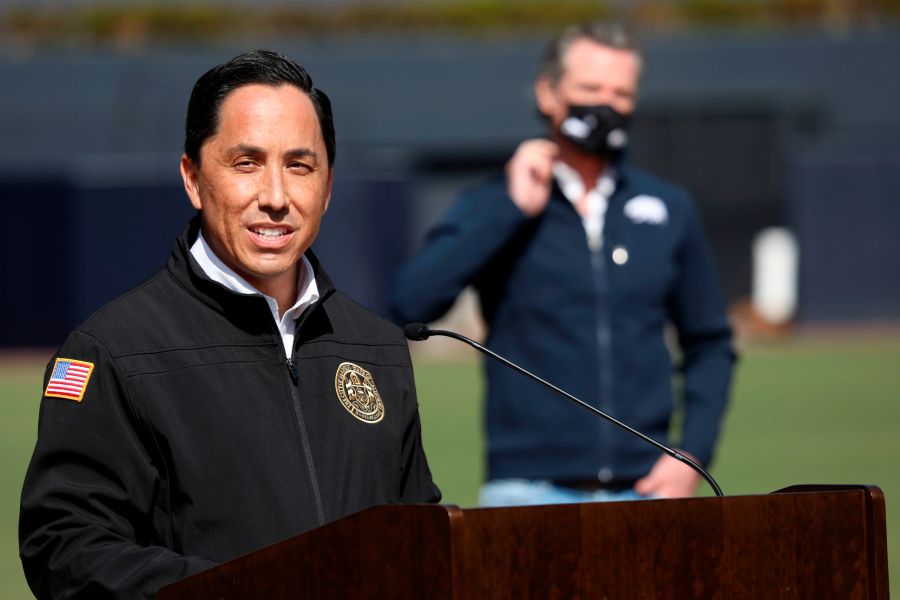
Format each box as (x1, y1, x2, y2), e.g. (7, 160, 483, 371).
(634, 453, 703, 499)
(505, 139, 559, 217)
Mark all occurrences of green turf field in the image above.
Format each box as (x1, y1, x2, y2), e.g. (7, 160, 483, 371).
(2, 334, 898, 598)
(413, 334, 900, 597)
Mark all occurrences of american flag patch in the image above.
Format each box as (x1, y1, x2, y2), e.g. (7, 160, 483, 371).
(45, 358, 95, 402)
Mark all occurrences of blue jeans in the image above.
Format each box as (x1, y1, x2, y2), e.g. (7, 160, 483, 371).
(479, 478, 649, 507)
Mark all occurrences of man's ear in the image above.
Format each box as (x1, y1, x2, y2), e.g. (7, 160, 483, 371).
(180, 154, 202, 211)
(322, 168, 333, 214)
(534, 76, 559, 119)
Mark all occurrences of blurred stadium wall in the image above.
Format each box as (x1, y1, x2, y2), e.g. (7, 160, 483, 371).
(2, 26, 899, 346)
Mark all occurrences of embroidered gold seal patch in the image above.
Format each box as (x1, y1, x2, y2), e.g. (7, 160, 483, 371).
(334, 362, 384, 423)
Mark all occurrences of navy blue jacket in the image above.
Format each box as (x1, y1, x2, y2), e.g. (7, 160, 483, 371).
(392, 165, 735, 485)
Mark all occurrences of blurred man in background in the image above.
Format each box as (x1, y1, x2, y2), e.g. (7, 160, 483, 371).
(20, 49, 439, 599)
(392, 22, 734, 505)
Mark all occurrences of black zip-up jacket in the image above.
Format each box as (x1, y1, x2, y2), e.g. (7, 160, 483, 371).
(20, 219, 441, 599)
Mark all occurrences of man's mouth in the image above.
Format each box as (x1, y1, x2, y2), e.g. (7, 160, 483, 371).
(250, 226, 290, 240)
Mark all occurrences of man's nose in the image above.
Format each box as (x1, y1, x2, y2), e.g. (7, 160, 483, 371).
(258, 168, 288, 210)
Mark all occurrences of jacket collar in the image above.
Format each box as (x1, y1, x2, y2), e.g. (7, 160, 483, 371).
(166, 214, 336, 321)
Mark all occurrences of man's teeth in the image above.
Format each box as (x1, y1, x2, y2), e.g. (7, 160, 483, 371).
(253, 228, 287, 239)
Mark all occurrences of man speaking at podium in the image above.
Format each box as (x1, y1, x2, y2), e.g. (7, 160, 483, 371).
(392, 23, 735, 505)
(20, 50, 440, 599)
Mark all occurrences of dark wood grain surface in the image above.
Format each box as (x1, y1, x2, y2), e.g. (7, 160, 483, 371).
(158, 485, 888, 599)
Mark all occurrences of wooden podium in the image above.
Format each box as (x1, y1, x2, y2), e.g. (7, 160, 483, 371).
(158, 484, 888, 599)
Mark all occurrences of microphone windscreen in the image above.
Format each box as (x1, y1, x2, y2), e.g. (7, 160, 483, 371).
(403, 323, 430, 341)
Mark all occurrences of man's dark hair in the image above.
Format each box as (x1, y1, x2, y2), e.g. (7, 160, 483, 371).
(184, 49, 336, 166)
(538, 22, 642, 84)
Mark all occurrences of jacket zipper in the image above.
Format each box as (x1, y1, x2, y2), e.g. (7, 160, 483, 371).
(285, 358, 326, 526)
(591, 243, 615, 481)
(286, 359, 300, 384)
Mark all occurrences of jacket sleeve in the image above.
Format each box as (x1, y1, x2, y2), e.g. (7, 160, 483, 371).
(668, 198, 737, 467)
(398, 410, 443, 504)
(390, 177, 529, 325)
(396, 337, 442, 504)
(19, 331, 216, 599)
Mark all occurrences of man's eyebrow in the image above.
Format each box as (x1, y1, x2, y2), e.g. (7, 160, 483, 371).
(285, 148, 319, 160)
(225, 143, 265, 156)
(224, 144, 318, 160)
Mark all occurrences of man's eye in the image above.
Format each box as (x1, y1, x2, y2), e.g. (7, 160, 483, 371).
(288, 162, 313, 173)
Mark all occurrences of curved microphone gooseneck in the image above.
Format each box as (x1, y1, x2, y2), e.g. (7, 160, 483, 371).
(403, 322, 723, 497)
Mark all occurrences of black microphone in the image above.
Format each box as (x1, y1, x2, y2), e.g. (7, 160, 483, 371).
(403, 322, 724, 497)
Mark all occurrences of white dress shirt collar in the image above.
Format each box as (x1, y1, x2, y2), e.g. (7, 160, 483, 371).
(189, 231, 319, 357)
(552, 161, 617, 251)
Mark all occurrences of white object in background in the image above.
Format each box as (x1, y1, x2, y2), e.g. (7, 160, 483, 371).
(623, 195, 668, 225)
(752, 227, 799, 324)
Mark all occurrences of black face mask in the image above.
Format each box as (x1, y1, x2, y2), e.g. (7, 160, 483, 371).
(558, 104, 632, 158)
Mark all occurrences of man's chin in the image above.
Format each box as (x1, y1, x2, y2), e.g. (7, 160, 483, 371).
(238, 258, 301, 287)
